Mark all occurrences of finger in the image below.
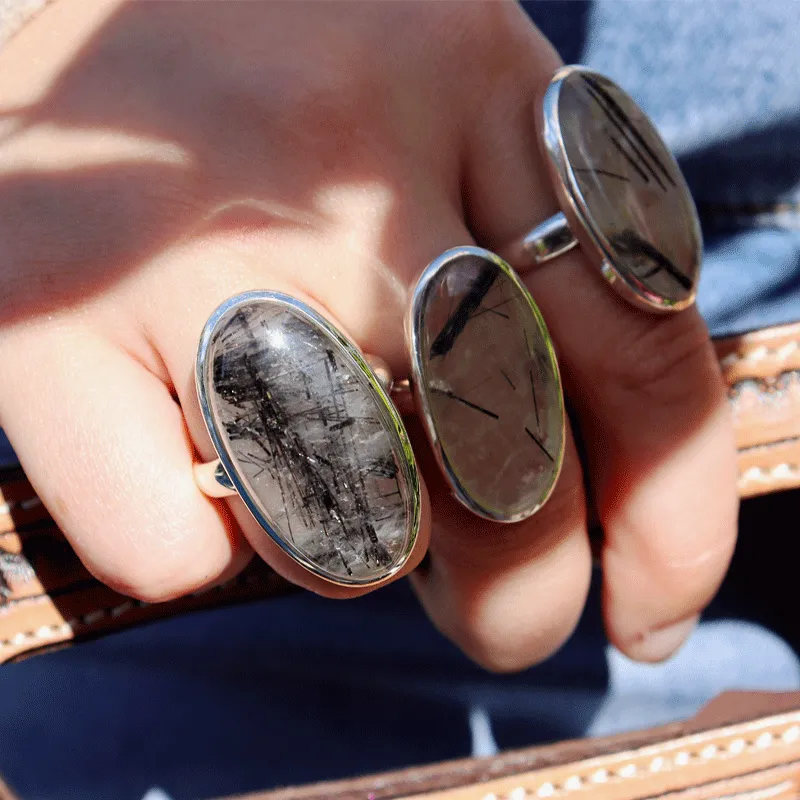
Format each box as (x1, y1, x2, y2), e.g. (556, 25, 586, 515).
(410, 416, 591, 673)
(0, 318, 252, 602)
(462, 7, 738, 662)
(136, 214, 452, 598)
(140, 172, 594, 658)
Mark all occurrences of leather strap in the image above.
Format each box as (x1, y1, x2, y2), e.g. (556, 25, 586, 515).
(719, 322, 800, 497)
(231, 692, 800, 800)
(0, 322, 798, 664)
(0, 473, 293, 663)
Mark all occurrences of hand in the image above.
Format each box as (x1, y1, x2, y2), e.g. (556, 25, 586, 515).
(0, 0, 738, 669)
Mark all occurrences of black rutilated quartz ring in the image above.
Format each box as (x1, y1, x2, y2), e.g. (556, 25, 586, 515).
(518, 65, 702, 313)
(407, 246, 565, 523)
(194, 291, 420, 587)
(194, 251, 568, 586)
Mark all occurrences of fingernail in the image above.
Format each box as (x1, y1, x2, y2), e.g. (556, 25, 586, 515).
(623, 615, 698, 663)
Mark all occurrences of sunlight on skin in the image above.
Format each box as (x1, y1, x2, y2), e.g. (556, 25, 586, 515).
(0, 124, 192, 171)
(0, 0, 123, 106)
(199, 198, 322, 235)
(313, 181, 410, 315)
(179, 182, 409, 336)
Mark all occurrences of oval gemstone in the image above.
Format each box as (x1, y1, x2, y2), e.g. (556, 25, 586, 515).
(554, 67, 701, 307)
(410, 248, 564, 522)
(197, 292, 419, 585)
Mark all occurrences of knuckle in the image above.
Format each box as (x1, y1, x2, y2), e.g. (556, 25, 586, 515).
(440, 552, 591, 674)
(86, 517, 232, 604)
(651, 537, 734, 599)
(606, 521, 735, 610)
(94, 549, 209, 604)
(273, 65, 392, 169)
(604, 314, 719, 409)
(451, 1, 557, 70)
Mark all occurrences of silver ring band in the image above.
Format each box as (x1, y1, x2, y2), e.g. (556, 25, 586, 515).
(522, 211, 578, 264)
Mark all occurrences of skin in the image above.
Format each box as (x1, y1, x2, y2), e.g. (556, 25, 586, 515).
(0, 0, 738, 670)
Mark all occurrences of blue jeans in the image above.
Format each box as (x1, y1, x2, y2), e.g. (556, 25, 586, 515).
(2, 3, 800, 799)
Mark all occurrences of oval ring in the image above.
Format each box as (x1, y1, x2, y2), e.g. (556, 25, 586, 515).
(520, 65, 703, 313)
(194, 291, 421, 587)
(407, 246, 565, 523)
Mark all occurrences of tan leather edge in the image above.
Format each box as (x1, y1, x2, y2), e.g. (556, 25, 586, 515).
(738, 438, 800, 498)
(0, 323, 798, 664)
(654, 761, 800, 800)
(716, 322, 800, 384)
(730, 375, 800, 451)
(0, 564, 294, 663)
(231, 693, 800, 800)
(714, 325, 800, 498)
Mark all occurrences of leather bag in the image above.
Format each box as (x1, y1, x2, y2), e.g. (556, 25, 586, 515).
(1, 321, 799, 799)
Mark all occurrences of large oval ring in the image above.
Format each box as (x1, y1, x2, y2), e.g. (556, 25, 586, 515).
(408, 246, 565, 523)
(520, 65, 702, 313)
(194, 291, 421, 587)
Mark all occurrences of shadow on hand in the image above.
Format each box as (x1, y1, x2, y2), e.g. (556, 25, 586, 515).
(0, 1, 409, 324)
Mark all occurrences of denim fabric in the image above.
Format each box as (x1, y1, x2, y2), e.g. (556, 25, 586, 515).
(534, 0, 800, 337)
(2, 3, 800, 799)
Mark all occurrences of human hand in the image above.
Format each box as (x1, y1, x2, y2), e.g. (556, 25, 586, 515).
(0, 0, 737, 669)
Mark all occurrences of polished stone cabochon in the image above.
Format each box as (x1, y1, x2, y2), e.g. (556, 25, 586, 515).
(557, 68, 701, 306)
(412, 249, 564, 521)
(199, 295, 417, 584)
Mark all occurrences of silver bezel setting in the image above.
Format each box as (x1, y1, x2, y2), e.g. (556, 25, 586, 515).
(538, 65, 703, 313)
(196, 291, 421, 587)
(408, 246, 566, 523)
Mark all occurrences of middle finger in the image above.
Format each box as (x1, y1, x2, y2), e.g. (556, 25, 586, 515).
(461, 20, 738, 663)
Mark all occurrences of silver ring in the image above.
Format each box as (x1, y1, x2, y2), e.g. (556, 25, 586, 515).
(521, 65, 702, 313)
(194, 291, 421, 587)
(407, 246, 565, 523)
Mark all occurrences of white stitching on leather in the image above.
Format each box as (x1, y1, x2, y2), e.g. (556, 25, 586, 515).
(756, 732, 774, 749)
(739, 464, 800, 485)
(729, 738, 747, 754)
(720, 340, 800, 370)
(0, 571, 267, 652)
(480, 719, 800, 800)
(110, 601, 134, 618)
(700, 744, 718, 759)
(0, 598, 152, 650)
